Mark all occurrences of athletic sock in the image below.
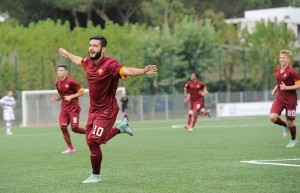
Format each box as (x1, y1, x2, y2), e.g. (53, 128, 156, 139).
(187, 114, 192, 126)
(61, 126, 73, 148)
(290, 125, 297, 140)
(106, 127, 120, 142)
(274, 118, 287, 127)
(89, 142, 102, 175)
(192, 115, 198, 128)
(6, 122, 11, 132)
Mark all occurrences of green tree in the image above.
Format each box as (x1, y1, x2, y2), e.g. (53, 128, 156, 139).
(217, 22, 244, 101)
(173, 16, 217, 80)
(241, 19, 297, 90)
(141, 24, 184, 94)
(138, 0, 187, 27)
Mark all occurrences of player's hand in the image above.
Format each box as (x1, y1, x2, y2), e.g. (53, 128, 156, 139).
(51, 96, 56, 102)
(184, 96, 189, 103)
(64, 96, 72, 101)
(271, 89, 277, 95)
(279, 81, 287, 90)
(58, 48, 69, 58)
(199, 90, 204, 96)
(144, 65, 158, 75)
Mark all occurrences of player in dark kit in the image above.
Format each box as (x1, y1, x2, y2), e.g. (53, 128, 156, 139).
(184, 72, 211, 132)
(270, 50, 300, 148)
(120, 93, 129, 122)
(58, 35, 158, 183)
(51, 65, 86, 153)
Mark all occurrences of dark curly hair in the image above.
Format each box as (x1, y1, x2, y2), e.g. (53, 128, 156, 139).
(90, 35, 107, 47)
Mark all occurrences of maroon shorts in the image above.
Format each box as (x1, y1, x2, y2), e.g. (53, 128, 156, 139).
(86, 115, 117, 145)
(270, 99, 297, 120)
(59, 111, 80, 127)
(189, 101, 204, 112)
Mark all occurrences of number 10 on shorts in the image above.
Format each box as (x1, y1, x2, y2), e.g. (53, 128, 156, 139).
(92, 125, 104, 137)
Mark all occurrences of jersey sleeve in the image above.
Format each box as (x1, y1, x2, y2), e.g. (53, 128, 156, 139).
(80, 57, 88, 71)
(290, 68, 300, 85)
(108, 60, 127, 80)
(200, 81, 206, 89)
(55, 82, 62, 96)
(70, 79, 84, 93)
(184, 82, 189, 92)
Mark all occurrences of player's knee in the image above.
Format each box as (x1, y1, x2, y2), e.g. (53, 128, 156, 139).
(60, 125, 68, 130)
(287, 120, 294, 127)
(269, 114, 277, 123)
(86, 138, 98, 148)
(71, 126, 79, 132)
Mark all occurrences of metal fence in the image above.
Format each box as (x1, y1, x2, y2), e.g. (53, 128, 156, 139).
(0, 90, 278, 128)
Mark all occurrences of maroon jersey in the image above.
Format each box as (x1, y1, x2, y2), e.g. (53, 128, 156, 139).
(275, 65, 300, 105)
(184, 80, 205, 102)
(55, 77, 83, 112)
(81, 55, 126, 119)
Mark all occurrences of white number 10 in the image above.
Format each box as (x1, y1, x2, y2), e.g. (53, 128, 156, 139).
(92, 126, 104, 137)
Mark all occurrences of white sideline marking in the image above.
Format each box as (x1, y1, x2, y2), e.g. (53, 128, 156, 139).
(240, 158, 300, 167)
(171, 125, 185, 128)
(0, 132, 57, 138)
(171, 122, 271, 129)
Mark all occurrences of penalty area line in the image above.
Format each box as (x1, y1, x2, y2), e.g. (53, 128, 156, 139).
(240, 158, 300, 167)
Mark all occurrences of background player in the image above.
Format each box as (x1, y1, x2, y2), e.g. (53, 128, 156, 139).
(184, 73, 211, 132)
(120, 93, 129, 122)
(270, 49, 300, 148)
(51, 65, 86, 153)
(0, 90, 16, 135)
(58, 34, 158, 183)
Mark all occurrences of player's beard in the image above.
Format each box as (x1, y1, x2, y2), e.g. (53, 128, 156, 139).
(89, 47, 102, 60)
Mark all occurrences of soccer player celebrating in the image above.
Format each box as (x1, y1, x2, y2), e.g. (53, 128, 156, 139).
(51, 65, 86, 154)
(58, 35, 158, 183)
(270, 50, 300, 148)
(0, 90, 16, 135)
(184, 73, 211, 132)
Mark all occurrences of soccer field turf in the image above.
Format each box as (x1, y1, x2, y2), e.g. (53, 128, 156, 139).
(0, 116, 299, 193)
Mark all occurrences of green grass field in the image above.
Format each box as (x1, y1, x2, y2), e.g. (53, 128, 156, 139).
(0, 116, 299, 193)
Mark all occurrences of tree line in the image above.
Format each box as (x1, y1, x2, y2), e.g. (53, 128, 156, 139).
(0, 1, 299, 95)
(1, 0, 300, 28)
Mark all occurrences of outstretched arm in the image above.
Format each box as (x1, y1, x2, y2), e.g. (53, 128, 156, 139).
(122, 65, 158, 76)
(58, 48, 83, 65)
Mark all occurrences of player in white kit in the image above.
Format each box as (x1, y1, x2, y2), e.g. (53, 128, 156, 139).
(0, 90, 16, 135)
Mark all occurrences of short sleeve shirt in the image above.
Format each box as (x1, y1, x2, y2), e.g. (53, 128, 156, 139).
(0, 96, 16, 111)
(184, 80, 205, 102)
(81, 55, 126, 118)
(55, 77, 83, 113)
(275, 65, 300, 105)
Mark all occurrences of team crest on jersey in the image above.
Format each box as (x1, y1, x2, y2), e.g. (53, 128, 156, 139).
(197, 85, 200, 88)
(283, 73, 287, 78)
(98, 68, 104, 75)
(65, 84, 69, 88)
